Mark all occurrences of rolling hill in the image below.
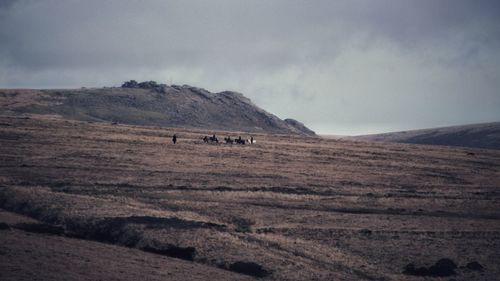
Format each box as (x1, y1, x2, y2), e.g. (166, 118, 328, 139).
(348, 122, 500, 150)
(0, 81, 315, 136)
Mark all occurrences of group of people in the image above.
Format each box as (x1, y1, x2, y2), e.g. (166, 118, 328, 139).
(171, 134, 255, 145)
(223, 135, 253, 145)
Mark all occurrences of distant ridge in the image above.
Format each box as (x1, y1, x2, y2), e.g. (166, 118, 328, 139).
(348, 122, 500, 150)
(0, 81, 316, 136)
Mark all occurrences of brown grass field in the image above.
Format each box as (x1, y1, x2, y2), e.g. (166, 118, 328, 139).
(1, 114, 500, 280)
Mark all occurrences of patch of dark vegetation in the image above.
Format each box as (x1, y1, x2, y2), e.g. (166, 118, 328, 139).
(214, 185, 330, 196)
(270, 203, 500, 220)
(387, 207, 406, 214)
(256, 228, 274, 234)
(0, 222, 10, 230)
(70, 214, 221, 231)
(403, 258, 457, 277)
(465, 261, 483, 271)
(214, 186, 232, 192)
(338, 180, 365, 187)
(0, 199, 61, 224)
(232, 217, 255, 233)
(0, 131, 30, 141)
(228, 261, 270, 278)
(63, 216, 226, 248)
(74, 221, 142, 247)
(142, 245, 196, 261)
(48, 181, 73, 188)
(99, 216, 225, 230)
(14, 223, 64, 235)
(359, 228, 372, 235)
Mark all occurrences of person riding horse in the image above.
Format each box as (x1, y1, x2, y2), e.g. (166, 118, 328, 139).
(209, 134, 218, 143)
(235, 136, 245, 145)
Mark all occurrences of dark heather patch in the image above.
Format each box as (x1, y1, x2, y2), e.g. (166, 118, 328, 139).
(142, 245, 196, 261)
(403, 258, 457, 277)
(0, 222, 10, 230)
(14, 223, 64, 235)
(466, 261, 483, 271)
(228, 261, 270, 278)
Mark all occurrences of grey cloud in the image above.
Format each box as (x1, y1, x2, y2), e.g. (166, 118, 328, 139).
(2, 1, 499, 69)
(0, 0, 16, 9)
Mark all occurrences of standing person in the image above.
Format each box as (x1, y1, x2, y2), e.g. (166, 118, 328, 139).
(172, 134, 177, 144)
(250, 136, 254, 144)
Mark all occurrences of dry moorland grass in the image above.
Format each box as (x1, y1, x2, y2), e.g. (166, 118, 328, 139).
(0, 210, 254, 281)
(1, 115, 499, 280)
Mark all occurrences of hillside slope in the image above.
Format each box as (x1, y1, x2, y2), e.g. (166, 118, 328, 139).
(1, 115, 499, 280)
(349, 122, 500, 150)
(0, 84, 315, 136)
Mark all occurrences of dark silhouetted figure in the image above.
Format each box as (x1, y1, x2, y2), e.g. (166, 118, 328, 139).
(203, 136, 209, 143)
(250, 136, 254, 144)
(208, 134, 218, 143)
(235, 136, 245, 145)
(172, 134, 177, 144)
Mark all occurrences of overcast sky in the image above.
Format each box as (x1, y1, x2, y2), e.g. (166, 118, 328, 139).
(1, 0, 499, 135)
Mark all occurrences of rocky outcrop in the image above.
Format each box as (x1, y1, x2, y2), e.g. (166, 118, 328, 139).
(284, 118, 316, 136)
(0, 82, 316, 136)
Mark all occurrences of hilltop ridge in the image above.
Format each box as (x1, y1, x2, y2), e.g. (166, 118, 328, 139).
(0, 81, 315, 136)
(347, 122, 500, 150)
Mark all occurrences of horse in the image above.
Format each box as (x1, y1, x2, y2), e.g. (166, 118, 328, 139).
(202, 134, 219, 143)
(224, 137, 234, 144)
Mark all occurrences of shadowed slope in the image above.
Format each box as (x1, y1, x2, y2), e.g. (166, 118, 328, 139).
(348, 122, 500, 150)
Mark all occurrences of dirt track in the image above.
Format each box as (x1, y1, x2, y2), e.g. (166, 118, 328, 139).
(1, 115, 499, 280)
